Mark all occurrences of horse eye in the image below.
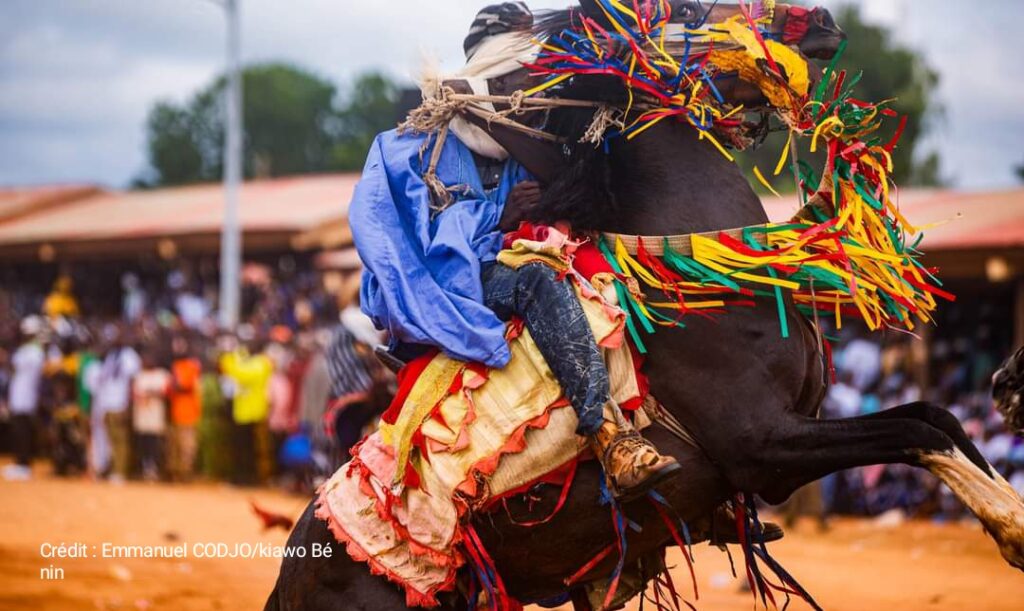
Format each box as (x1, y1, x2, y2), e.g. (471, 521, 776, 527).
(676, 2, 699, 22)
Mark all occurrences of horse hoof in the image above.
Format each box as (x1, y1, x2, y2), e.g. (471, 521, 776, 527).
(922, 448, 1024, 572)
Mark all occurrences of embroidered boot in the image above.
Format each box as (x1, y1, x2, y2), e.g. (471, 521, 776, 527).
(590, 407, 681, 501)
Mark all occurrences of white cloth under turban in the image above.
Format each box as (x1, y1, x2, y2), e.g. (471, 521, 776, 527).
(420, 31, 539, 160)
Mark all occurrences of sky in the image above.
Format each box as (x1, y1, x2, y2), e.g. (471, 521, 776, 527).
(1, 0, 1022, 190)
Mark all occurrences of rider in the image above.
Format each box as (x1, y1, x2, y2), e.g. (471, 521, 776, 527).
(349, 2, 679, 500)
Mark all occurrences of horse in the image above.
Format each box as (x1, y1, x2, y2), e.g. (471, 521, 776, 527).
(266, 3, 1024, 609)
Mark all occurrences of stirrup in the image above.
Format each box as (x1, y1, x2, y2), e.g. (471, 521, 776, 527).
(374, 345, 406, 374)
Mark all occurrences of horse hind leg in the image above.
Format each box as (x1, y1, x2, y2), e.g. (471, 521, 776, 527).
(730, 413, 1024, 572)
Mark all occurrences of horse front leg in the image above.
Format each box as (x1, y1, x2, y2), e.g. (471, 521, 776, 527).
(848, 403, 1024, 570)
(855, 402, 993, 476)
(731, 414, 1024, 572)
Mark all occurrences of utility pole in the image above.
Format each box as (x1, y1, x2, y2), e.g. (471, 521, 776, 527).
(218, 0, 243, 329)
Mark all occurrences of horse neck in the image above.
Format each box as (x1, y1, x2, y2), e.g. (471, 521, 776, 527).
(600, 121, 769, 236)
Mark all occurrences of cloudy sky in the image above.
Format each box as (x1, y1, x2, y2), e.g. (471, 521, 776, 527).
(1, 0, 1022, 190)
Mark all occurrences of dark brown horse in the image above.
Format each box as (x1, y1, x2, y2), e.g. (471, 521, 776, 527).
(266, 3, 1024, 609)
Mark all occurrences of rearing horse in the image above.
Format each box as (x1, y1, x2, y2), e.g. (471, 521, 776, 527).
(267, 3, 1024, 609)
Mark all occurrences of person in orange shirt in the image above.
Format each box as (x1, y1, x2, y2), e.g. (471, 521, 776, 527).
(168, 335, 202, 482)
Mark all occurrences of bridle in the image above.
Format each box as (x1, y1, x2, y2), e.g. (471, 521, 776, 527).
(399, 88, 603, 145)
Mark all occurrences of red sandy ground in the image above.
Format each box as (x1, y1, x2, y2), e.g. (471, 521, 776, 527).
(1, 461, 1022, 610)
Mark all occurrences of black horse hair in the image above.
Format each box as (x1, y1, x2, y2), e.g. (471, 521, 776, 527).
(528, 9, 631, 230)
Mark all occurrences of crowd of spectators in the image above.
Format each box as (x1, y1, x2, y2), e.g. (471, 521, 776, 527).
(806, 326, 1023, 523)
(2, 263, 1021, 525)
(0, 265, 392, 490)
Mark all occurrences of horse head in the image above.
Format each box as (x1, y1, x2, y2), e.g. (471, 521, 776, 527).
(573, 1, 845, 59)
(533, 1, 845, 113)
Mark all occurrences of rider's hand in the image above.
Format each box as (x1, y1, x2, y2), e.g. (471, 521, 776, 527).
(509, 181, 541, 209)
(500, 181, 542, 232)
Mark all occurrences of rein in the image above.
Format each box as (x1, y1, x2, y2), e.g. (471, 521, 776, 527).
(400, 87, 607, 211)
(400, 88, 603, 144)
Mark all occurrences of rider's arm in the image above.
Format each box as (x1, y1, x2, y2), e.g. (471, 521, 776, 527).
(350, 133, 512, 368)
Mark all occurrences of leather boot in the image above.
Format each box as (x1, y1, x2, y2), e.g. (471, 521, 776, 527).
(589, 418, 681, 502)
(708, 504, 784, 546)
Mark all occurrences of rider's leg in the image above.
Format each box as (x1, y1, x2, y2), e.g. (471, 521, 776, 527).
(481, 260, 680, 499)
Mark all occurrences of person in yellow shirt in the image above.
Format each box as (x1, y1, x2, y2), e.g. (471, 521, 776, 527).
(43, 276, 80, 320)
(220, 335, 273, 486)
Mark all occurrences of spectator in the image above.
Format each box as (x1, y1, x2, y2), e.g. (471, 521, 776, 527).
(325, 306, 390, 461)
(198, 348, 232, 481)
(168, 336, 202, 482)
(824, 371, 863, 419)
(133, 350, 171, 481)
(3, 317, 46, 481)
(49, 336, 87, 476)
(88, 331, 141, 482)
(76, 340, 98, 419)
(841, 335, 882, 392)
(121, 273, 147, 323)
(220, 334, 274, 486)
(267, 335, 297, 478)
(300, 332, 333, 480)
(43, 276, 80, 320)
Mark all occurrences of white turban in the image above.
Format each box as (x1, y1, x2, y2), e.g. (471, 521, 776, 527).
(420, 31, 539, 160)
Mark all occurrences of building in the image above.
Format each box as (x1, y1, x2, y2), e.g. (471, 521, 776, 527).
(1, 175, 1022, 351)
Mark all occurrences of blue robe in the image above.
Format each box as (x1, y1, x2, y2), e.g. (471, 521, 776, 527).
(350, 129, 529, 368)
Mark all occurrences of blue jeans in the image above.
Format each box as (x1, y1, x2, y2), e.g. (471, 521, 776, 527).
(482, 261, 609, 435)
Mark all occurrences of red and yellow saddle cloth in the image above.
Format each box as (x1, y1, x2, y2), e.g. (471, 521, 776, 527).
(316, 225, 648, 607)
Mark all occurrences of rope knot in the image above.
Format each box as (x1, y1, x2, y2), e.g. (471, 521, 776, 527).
(398, 86, 468, 136)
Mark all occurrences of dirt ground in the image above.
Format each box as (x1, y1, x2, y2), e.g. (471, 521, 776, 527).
(2, 461, 1023, 611)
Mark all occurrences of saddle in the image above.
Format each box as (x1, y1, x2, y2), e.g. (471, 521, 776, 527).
(316, 228, 652, 607)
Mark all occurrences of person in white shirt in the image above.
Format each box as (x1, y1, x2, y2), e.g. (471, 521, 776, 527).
(86, 333, 141, 481)
(841, 337, 882, 392)
(3, 317, 46, 481)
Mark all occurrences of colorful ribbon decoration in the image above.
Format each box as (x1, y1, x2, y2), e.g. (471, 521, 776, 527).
(528, 0, 952, 343)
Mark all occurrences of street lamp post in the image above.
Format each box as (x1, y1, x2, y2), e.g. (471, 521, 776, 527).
(218, 0, 243, 329)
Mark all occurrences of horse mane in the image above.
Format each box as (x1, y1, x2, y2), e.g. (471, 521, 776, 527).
(534, 116, 618, 230)
(528, 9, 628, 230)
(533, 8, 579, 40)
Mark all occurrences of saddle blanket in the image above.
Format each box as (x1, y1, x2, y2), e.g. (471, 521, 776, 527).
(315, 228, 648, 607)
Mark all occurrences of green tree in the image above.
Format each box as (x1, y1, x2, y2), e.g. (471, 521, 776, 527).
(141, 102, 204, 186)
(739, 5, 943, 191)
(244, 64, 340, 177)
(137, 64, 402, 187)
(331, 72, 402, 170)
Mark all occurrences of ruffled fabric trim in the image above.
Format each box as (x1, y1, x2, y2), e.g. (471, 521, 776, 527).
(344, 451, 464, 568)
(455, 398, 572, 500)
(314, 486, 458, 608)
